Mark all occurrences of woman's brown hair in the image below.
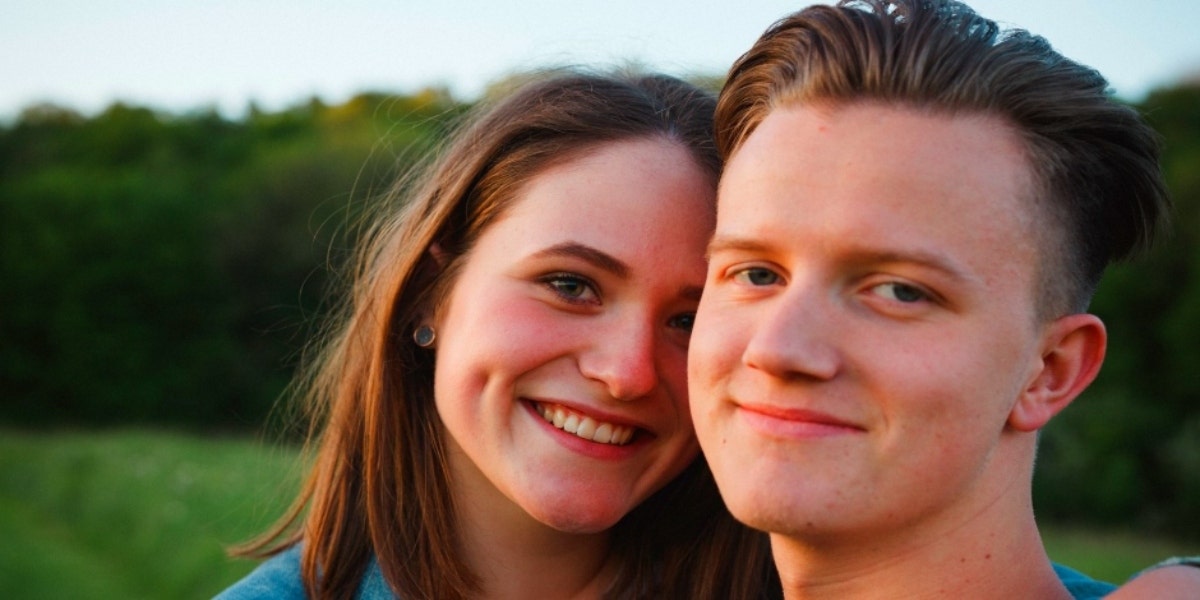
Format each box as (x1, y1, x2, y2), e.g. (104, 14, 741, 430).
(237, 70, 777, 599)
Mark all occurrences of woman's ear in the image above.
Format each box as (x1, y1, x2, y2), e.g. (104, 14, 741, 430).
(411, 242, 452, 332)
(1008, 313, 1107, 432)
(428, 242, 448, 268)
(410, 243, 449, 299)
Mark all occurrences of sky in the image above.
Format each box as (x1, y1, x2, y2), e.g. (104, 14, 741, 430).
(3, 0, 1198, 120)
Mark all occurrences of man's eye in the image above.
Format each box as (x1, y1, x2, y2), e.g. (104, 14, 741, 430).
(872, 282, 927, 303)
(733, 267, 780, 286)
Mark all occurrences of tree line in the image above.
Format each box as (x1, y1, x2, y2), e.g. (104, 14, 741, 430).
(1, 82, 1197, 539)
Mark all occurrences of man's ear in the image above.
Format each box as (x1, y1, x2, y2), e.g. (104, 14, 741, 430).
(1008, 313, 1107, 432)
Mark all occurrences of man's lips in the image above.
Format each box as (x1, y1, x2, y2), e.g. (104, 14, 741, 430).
(735, 402, 866, 436)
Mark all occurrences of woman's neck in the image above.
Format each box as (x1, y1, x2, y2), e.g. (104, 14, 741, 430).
(450, 454, 619, 599)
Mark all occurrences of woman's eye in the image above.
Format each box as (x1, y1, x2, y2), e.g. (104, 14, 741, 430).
(872, 282, 927, 303)
(733, 267, 780, 286)
(667, 312, 695, 333)
(542, 274, 598, 304)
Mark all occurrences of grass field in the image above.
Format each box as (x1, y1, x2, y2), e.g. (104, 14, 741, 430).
(0, 428, 304, 599)
(0, 428, 1193, 598)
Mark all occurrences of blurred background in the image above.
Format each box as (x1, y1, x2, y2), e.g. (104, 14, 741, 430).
(2, 1, 1197, 597)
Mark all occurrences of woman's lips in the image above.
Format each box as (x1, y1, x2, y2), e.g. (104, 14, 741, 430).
(531, 401, 637, 445)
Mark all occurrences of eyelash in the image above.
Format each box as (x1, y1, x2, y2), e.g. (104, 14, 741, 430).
(730, 265, 782, 287)
(539, 272, 600, 305)
(539, 272, 696, 336)
(871, 281, 928, 303)
(668, 312, 695, 333)
(726, 263, 940, 310)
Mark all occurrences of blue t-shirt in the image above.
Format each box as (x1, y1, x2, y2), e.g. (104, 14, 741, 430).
(214, 545, 394, 600)
(1054, 562, 1117, 599)
(216, 546, 1117, 599)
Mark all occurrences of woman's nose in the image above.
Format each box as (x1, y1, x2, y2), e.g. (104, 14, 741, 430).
(579, 315, 660, 401)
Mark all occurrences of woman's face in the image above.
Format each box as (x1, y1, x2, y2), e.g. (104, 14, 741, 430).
(432, 136, 714, 534)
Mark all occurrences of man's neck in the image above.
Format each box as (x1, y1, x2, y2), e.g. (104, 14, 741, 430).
(770, 501, 1072, 599)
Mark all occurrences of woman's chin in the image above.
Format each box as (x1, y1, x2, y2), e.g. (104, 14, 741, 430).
(526, 496, 631, 535)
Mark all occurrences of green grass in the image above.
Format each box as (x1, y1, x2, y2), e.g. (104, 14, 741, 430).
(0, 429, 1193, 598)
(1043, 524, 1196, 583)
(0, 428, 304, 599)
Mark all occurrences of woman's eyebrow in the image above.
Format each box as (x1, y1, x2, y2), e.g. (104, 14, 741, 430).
(531, 242, 629, 278)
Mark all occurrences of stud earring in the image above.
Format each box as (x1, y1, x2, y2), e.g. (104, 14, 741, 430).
(413, 325, 436, 348)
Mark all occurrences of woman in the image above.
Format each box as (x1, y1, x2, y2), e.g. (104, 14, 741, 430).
(217, 71, 775, 599)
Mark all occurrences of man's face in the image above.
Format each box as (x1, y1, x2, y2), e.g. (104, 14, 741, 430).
(690, 102, 1051, 544)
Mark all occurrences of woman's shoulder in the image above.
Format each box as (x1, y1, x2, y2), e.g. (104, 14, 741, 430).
(212, 544, 398, 600)
(213, 545, 306, 600)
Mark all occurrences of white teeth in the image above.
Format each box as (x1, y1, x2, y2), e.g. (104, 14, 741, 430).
(576, 417, 597, 439)
(534, 403, 635, 446)
(563, 414, 580, 434)
(593, 423, 613, 444)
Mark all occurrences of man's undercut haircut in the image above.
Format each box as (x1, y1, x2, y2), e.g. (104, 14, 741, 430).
(716, 0, 1170, 316)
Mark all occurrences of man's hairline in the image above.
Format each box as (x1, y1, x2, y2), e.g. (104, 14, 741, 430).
(717, 95, 1074, 324)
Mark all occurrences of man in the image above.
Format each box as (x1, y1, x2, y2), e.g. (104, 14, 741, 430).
(688, 1, 1183, 597)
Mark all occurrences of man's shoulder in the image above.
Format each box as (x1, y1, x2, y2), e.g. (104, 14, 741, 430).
(1053, 562, 1117, 600)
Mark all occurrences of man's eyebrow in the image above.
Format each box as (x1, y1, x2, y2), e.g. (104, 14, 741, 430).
(706, 235, 773, 260)
(530, 242, 629, 278)
(847, 248, 974, 283)
(707, 235, 974, 283)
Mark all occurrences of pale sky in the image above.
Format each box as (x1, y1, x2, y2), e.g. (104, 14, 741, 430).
(3, 0, 1198, 120)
